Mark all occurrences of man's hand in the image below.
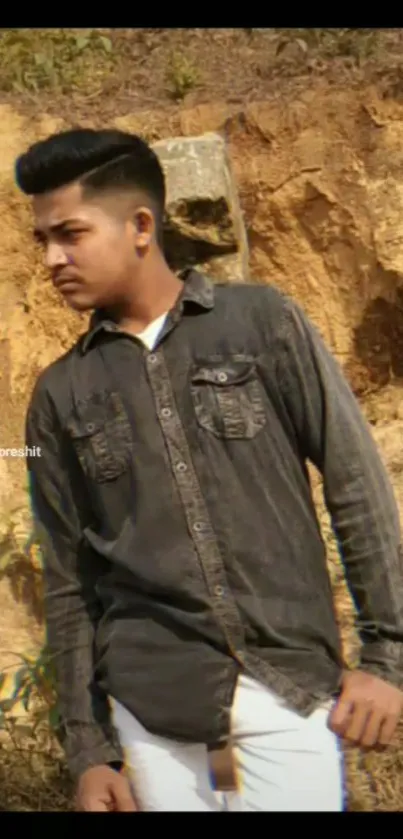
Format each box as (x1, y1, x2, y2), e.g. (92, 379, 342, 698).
(328, 669, 403, 749)
(75, 764, 138, 812)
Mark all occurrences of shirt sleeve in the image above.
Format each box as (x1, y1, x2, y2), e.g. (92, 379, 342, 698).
(25, 376, 123, 779)
(276, 296, 403, 688)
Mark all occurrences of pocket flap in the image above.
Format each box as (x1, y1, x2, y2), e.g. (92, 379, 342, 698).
(66, 414, 104, 440)
(66, 392, 120, 439)
(191, 361, 256, 387)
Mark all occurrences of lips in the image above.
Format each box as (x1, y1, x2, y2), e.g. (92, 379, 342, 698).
(53, 275, 82, 291)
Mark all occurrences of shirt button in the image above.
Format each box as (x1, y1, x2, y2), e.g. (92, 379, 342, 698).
(161, 407, 172, 418)
(193, 521, 206, 533)
(217, 372, 228, 383)
(86, 423, 95, 433)
(176, 462, 187, 473)
(214, 585, 224, 597)
(148, 354, 157, 364)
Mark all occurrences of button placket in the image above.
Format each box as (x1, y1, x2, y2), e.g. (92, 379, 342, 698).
(146, 348, 246, 658)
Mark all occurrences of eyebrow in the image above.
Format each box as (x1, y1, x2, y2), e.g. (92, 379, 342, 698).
(33, 218, 86, 238)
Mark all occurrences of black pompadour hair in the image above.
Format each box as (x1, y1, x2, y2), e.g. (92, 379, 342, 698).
(15, 127, 166, 246)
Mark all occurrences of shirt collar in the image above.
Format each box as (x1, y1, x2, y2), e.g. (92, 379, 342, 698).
(81, 269, 214, 354)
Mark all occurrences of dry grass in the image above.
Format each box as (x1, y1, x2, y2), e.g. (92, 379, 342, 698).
(0, 716, 72, 812)
(1, 29, 403, 124)
(0, 29, 114, 96)
(275, 28, 382, 63)
(0, 507, 67, 811)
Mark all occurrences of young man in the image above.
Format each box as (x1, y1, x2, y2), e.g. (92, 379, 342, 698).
(16, 128, 403, 812)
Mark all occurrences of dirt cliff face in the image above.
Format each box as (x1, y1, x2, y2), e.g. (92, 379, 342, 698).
(3, 86, 403, 501)
(1, 79, 403, 810)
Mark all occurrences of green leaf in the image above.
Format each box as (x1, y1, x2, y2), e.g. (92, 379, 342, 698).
(99, 36, 112, 53)
(12, 666, 29, 700)
(75, 36, 89, 51)
(0, 673, 6, 693)
(20, 684, 33, 712)
(42, 58, 54, 75)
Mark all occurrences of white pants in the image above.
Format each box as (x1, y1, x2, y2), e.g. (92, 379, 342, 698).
(111, 674, 344, 811)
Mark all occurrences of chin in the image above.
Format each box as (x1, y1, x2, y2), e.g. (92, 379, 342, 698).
(61, 292, 95, 313)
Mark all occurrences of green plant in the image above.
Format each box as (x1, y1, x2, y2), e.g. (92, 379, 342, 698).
(0, 647, 58, 733)
(0, 506, 65, 810)
(0, 506, 43, 624)
(275, 28, 380, 64)
(166, 51, 200, 100)
(0, 647, 68, 811)
(0, 505, 56, 723)
(0, 505, 70, 810)
(0, 28, 114, 95)
(0, 506, 58, 730)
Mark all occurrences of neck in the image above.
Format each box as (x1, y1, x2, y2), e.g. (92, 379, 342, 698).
(107, 252, 183, 334)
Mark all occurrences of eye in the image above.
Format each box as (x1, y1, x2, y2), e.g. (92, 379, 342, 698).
(63, 229, 84, 242)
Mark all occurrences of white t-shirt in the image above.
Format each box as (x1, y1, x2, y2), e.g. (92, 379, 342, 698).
(136, 313, 168, 351)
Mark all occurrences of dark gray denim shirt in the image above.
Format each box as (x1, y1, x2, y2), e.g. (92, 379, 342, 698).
(25, 270, 403, 779)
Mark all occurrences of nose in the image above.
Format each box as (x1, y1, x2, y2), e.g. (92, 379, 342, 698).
(46, 242, 69, 271)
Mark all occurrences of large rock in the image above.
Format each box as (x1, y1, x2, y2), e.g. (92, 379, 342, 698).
(153, 133, 249, 281)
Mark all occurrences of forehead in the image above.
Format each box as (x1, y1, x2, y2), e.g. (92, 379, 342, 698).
(32, 182, 111, 233)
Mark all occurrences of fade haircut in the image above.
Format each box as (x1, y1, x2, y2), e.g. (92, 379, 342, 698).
(15, 128, 166, 247)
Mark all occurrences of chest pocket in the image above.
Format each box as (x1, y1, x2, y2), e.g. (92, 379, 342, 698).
(190, 359, 266, 440)
(65, 391, 133, 483)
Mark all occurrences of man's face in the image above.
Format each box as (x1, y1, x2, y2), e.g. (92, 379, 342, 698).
(32, 182, 150, 312)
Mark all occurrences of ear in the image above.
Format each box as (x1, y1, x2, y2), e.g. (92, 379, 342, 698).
(131, 206, 155, 249)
